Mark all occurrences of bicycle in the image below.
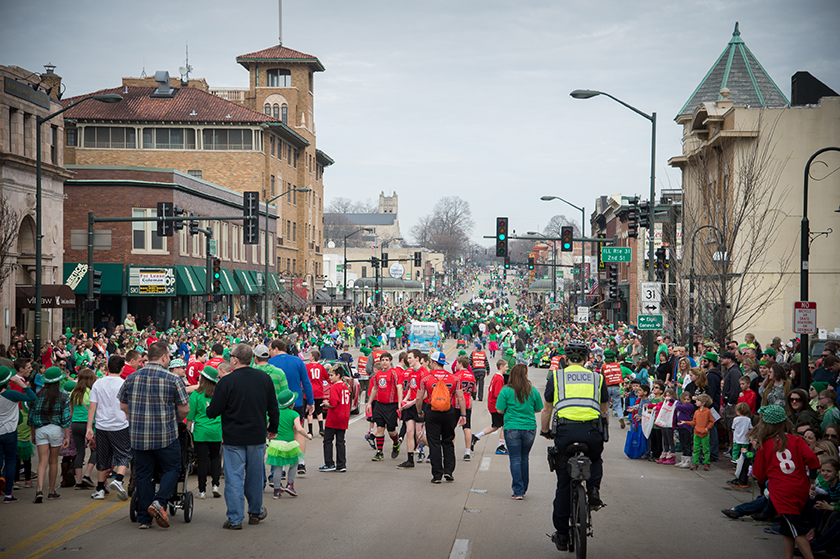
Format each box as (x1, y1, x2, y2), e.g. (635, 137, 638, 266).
(548, 441, 603, 558)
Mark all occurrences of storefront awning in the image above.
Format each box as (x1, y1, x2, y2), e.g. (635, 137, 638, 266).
(16, 284, 77, 308)
(63, 263, 124, 295)
(190, 266, 207, 293)
(218, 268, 236, 295)
(175, 265, 202, 295)
(233, 269, 259, 295)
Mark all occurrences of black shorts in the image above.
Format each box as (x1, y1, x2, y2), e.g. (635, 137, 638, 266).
(312, 398, 324, 418)
(491, 411, 504, 429)
(461, 408, 472, 430)
(372, 401, 399, 432)
(95, 428, 132, 471)
(294, 405, 306, 420)
(402, 405, 423, 424)
(780, 513, 809, 538)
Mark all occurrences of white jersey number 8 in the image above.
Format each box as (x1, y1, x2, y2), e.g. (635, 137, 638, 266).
(776, 449, 796, 474)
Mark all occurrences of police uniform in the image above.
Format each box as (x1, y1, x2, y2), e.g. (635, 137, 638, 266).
(545, 364, 609, 536)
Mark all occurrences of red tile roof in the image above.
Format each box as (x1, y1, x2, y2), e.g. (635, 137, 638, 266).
(236, 45, 325, 71)
(62, 86, 277, 123)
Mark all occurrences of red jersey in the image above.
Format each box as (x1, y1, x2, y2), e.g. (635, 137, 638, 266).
(602, 363, 622, 386)
(185, 359, 205, 386)
(753, 434, 819, 515)
(372, 367, 400, 404)
(456, 369, 476, 409)
(420, 369, 459, 409)
(471, 351, 487, 370)
(120, 364, 136, 380)
(487, 372, 507, 413)
(306, 362, 329, 399)
(402, 368, 423, 401)
(205, 356, 225, 370)
(738, 389, 758, 414)
(325, 380, 351, 430)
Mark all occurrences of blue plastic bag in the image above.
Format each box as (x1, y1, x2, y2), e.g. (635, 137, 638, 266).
(624, 417, 648, 459)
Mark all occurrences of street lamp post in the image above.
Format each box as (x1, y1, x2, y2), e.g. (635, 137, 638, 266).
(343, 227, 373, 306)
(322, 279, 335, 312)
(570, 89, 656, 361)
(689, 225, 724, 358)
(539, 195, 586, 315)
(35, 93, 122, 359)
(800, 147, 840, 365)
(263, 186, 310, 325)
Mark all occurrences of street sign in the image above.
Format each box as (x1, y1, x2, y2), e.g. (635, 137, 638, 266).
(637, 315, 663, 330)
(601, 247, 632, 262)
(640, 281, 661, 303)
(793, 301, 817, 334)
(575, 314, 588, 324)
(209, 240, 217, 256)
(550, 304, 560, 311)
(641, 301, 661, 315)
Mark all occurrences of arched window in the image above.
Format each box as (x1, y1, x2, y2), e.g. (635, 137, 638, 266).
(281, 104, 288, 124)
(264, 104, 271, 115)
(273, 104, 279, 119)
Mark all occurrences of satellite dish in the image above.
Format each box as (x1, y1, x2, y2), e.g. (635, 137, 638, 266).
(179, 67, 189, 76)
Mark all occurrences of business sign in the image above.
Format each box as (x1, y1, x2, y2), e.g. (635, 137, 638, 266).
(637, 315, 663, 330)
(389, 262, 405, 279)
(601, 247, 632, 262)
(793, 301, 817, 334)
(127, 266, 175, 296)
(4, 77, 51, 109)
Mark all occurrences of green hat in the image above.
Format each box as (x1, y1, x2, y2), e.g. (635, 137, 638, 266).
(0, 366, 13, 386)
(759, 360, 768, 366)
(278, 389, 296, 409)
(200, 366, 219, 383)
(43, 366, 63, 384)
(811, 382, 829, 395)
(603, 349, 617, 361)
(62, 380, 77, 394)
(623, 355, 634, 364)
(505, 348, 515, 355)
(168, 359, 186, 369)
(704, 351, 719, 363)
(763, 348, 777, 356)
(759, 405, 787, 425)
(458, 350, 467, 356)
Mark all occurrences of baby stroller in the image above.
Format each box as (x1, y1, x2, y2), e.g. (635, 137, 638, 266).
(130, 422, 196, 523)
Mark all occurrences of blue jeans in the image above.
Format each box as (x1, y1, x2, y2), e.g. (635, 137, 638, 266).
(1, 431, 17, 496)
(133, 440, 181, 524)
(504, 429, 536, 497)
(607, 385, 623, 418)
(223, 444, 266, 526)
(733, 495, 775, 517)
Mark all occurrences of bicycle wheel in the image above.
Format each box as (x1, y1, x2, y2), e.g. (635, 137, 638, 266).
(575, 484, 588, 559)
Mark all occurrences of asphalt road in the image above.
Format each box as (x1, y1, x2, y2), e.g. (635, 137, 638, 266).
(0, 277, 783, 558)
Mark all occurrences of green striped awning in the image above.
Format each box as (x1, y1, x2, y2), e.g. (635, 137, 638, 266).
(175, 266, 202, 295)
(233, 269, 259, 295)
(190, 266, 208, 292)
(218, 268, 236, 295)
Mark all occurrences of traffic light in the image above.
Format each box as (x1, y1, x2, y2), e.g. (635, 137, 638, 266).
(504, 256, 510, 269)
(496, 217, 509, 257)
(655, 246, 667, 281)
(156, 202, 173, 237)
(638, 200, 651, 230)
(382, 252, 389, 267)
(189, 214, 200, 236)
(172, 205, 185, 232)
(560, 226, 573, 252)
(414, 252, 422, 267)
(212, 258, 222, 293)
(243, 191, 259, 245)
(92, 269, 102, 298)
(371, 256, 379, 268)
(627, 196, 639, 239)
(608, 264, 618, 299)
(528, 257, 534, 270)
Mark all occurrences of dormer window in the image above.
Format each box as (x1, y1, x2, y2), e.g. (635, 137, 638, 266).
(266, 69, 291, 87)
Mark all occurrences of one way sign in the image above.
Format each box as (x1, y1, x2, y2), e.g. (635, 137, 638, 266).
(641, 301, 661, 315)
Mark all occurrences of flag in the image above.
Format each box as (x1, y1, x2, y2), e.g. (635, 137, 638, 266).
(588, 281, 599, 296)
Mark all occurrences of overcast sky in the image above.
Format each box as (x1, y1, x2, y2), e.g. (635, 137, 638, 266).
(3, 0, 838, 246)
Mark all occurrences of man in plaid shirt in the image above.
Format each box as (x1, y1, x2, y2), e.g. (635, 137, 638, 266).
(118, 341, 189, 529)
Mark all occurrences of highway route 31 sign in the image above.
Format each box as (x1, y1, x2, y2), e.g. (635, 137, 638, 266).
(793, 301, 817, 334)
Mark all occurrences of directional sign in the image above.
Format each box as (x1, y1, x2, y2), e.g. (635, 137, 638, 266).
(793, 301, 817, 334)
(637, 315, 663, 330)
(641, 301, 661, 315)
(601, 247, 632, 262)
(640, 281, 661, 303)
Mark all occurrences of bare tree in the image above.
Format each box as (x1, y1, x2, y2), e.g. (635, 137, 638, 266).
(683, 112, 794, 349)
(326, 197, 378, 214)
(543, 214, 581, 238)
(0, 194, 20, 291)
(324, 197, 380, 246)
(410, 197, 475, 262)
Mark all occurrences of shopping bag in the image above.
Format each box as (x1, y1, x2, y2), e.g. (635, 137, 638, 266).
(641, 407, 655, 439)
(624, 421, 648, 459)
(655, 400, 676, 428)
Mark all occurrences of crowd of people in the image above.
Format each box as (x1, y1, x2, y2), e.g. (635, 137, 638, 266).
(0, 265, 839, 558)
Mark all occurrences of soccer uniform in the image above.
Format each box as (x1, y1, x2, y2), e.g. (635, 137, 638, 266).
(306, 362, 329, 418)
(185, 358, 205, 386)
(371, 367, 401, 431)
(456, 368, 476, 429)
(487, 372, 507, 429)
(420, 369, 461, 480)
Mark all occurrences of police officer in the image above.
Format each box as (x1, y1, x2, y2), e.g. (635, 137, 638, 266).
(540, 340, 609, 552)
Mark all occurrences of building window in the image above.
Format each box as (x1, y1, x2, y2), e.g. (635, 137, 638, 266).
(132, 208, 166, 253)
(266, 69, 291, 87)
(273, 104, 279, 119)
(188, 170, 202, 179)
(264, 104, 271, 115)
(286, 258, 290, 272)
(191, 226, 201, 257)
(286, 220, 291, 239)
(66, 128, 77, 147)
(222, 222, 229, 260)
(213, 221, 220, 256)
(202, 128, 253, 150)
(140, 128, 196, 150)
(270, 175, 275, 196)
(49, 125, 57, 164)
(239, 233, 245, 263)
(293, 148, 299, 168)
(269, 233, 274, 267)
(292, 222, 296, 242)
(362, 266, 367, 278)
(270, 136, 275, 157)
(292, 190, 297, 205)
(292, 258, 296, 272)
(255, 232, 263, 264)
(84, 126, 136, 149)
(179, 226, 188, 256)
(281, 104, 288, 124)
(232, 225, 239, 261)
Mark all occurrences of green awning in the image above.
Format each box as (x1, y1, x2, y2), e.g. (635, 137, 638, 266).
(63, 263, 124, 295)
(249, 270, 267, 295)
(233, 269, 259, 295)
(190, 266, 207, 292)
(268, 273, 281, 292)
(218, 268, 236, 295)
(175, 265, 202, 295)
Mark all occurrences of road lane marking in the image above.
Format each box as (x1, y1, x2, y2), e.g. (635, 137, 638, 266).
(449, 539, 470, 559)
(480, 457, 491, 471)
(25, 500, 127, 559)
(0, 499, 109, 558)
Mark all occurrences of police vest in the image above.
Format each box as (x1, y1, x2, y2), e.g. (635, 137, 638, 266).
(552, 365, 603, 422)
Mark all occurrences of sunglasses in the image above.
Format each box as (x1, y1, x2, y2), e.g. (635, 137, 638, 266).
(817, 451, 827, 456)
(828, 435, 839, 440)
(790, 397, 802, 402)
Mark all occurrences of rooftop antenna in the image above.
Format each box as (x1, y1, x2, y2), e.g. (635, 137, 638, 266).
(179, 42, 193, 86)
(278, 0, 282, 46)
(140, 55, 147, 78)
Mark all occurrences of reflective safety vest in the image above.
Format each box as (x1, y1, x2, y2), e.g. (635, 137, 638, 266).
(552, 364, 602, 422)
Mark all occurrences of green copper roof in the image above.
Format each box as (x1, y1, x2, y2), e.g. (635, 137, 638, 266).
(678, 23, 789, 117)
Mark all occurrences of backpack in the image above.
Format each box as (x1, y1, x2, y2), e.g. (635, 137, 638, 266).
(430, 378, 451, 412)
